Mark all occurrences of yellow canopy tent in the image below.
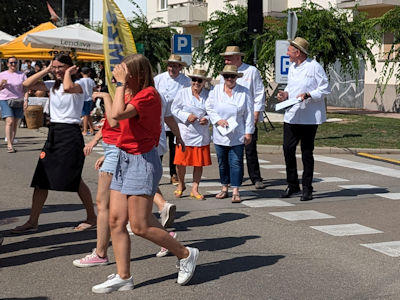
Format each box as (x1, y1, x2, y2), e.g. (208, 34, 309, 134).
(0, 22, 104, 61)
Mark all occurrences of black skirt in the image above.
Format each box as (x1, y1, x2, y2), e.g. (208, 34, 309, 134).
(31, 123, 85, 192)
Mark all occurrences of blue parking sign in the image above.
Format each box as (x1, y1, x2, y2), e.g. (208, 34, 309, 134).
(173, 34, 192, 55)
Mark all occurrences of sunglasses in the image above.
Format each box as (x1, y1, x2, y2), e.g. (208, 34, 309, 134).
(223, 74, 237, 79)
(191, 77, 203, 83)
(8, 61, 17, 65)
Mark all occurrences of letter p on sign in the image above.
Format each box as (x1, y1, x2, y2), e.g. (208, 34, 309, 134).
(173, 34, 192, 55)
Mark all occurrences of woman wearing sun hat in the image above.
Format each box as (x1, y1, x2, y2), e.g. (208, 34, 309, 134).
(171, 68, 212, 200)
(205, 65, 254, 203)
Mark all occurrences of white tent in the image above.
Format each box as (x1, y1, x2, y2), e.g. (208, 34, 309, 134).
(23, 23, 103, 54)
(0, 30, 15, 45)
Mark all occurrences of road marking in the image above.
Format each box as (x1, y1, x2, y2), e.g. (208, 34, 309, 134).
(314, 177, 349, 183)
(361, 241, 400, 257)
(310, 224, 383, 236)
(93, 146, 103, 151)
(357, 152, 400, 166)
(260, 164, 286, 169)
(243, 199, 294, 207)
(375, 193, 400, 200)
(270, 210, 335, 221)
(278, 171, 320, 175)
(338, 184, 379, 190)
(244, 158, 270, 164)
(314, 155, 400, 178)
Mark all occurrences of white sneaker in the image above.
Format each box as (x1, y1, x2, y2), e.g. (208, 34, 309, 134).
(156, 232, 177, 257)
(126, 222, 134, 236)
(160, 202, 176, 228)
(92, 274, 134, 294)
(177, 247, 199, 285)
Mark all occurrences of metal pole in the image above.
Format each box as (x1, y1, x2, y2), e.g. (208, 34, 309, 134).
(253, 38, 257, 66)
(62, 0, 65, 26)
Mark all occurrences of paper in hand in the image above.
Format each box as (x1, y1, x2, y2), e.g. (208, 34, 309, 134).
(217, 116, 238, 136)
(275, 98, 302, 111)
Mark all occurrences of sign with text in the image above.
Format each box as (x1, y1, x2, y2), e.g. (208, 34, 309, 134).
(172, 34, 192, 55)
(275, 40, 290, 84)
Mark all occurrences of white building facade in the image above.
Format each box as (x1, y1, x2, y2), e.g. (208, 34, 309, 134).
(146, 0, 400, 111)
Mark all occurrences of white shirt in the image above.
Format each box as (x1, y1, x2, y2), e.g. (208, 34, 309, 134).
(206, 83, 254, 146)
(171, 87, 211, 147)
(157, 94, 170, 156)
(220, 62, 265, 121)
(283, 58, 331, 124)
(77, 77, 96, 102)
(154, 71, 191, 131)
(44, 80, 84, 124)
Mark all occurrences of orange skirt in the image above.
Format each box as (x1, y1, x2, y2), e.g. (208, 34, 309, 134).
(174, 145, 212, 167)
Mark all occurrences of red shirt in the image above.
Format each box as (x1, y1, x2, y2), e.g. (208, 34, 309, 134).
(116, 87, 162, 155)
(101, 116, 121, 145)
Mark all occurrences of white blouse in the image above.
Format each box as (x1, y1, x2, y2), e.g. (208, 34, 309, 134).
(206, 83, 254, 146)
(44, 80, 84, 124)
(171, 87, 211, 147)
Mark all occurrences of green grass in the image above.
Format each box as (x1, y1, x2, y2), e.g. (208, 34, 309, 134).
(258, 113, 400, 149)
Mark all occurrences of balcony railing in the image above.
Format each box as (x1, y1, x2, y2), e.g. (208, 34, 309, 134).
(168, 1, 208, 26)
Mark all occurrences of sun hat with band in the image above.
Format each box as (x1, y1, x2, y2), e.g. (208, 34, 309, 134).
(219, 46, 245, 56)
(164, 54, 188, 67)
(219, 65, 243, 78)
(288, 37, 309, 55)
(188, 69, 211, 81)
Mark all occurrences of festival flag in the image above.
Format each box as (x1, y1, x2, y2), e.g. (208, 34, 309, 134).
(103, 0, 137, 97)
(46, 1, 60, 23)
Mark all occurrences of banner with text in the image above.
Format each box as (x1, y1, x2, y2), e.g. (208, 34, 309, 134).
(103, 0, 136, 97)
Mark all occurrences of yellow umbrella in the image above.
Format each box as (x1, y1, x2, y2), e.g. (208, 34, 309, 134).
(0, 22, 104, 61)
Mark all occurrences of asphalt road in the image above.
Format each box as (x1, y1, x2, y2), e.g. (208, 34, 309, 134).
(1, 123, 400, 299)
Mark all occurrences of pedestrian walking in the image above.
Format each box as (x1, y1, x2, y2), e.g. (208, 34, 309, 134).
(92, 54, 198, 294)
(277, 37, 331, 201)
(0, 56, 29, 153)
(220, 46, 266, 189)
(205, 65, 254, 203)
(171, 68, 212, 200)
(11, 54, 96, 233)
(154, 54, 191, 185)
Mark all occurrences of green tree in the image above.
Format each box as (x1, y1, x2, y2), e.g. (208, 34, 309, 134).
(127, 1, 177, 72)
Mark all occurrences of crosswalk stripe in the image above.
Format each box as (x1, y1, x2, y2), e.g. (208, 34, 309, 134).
(361, 241, 400, 257)
(375, 193, 400, 200)
(243, 199, 294, 207)
(270, 210, 335, 221)
(260, 164, 286, 169)
(314, 155, 400, 178)
(310, 224, 383, 236)
(314, 177, 349, 183)
(338, 184, 379, 190)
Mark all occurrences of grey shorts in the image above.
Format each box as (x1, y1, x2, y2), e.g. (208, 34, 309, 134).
(99, 142, 119, 174)
(110, 147, 162, 196)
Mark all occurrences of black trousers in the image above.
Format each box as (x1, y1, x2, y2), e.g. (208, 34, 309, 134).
(166, 130, 177, 176)
(283, 123, 318, 191)
(245, 127, 262, 183)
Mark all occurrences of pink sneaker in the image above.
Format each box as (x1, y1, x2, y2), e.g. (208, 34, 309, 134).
(73, 248, 109, 268)
(156, 232, 177, 257)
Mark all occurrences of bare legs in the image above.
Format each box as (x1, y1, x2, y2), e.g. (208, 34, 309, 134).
(176, 165, 203, 198)
(13, 179, 96, 231)
(109, 190, 189, 279)
(5, 116, 19, 150)
(175, 165, 186, 197)
(82, 115, 95, 135)
(95, 172, 113, 257)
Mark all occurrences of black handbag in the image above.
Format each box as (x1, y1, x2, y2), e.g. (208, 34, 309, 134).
(8, 98, 24, 108)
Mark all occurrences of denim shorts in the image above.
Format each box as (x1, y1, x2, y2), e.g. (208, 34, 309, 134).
(99, 142, 119, 174)
(81, 101, 92, 116)
(0, 100, 24, 119)
(110, 147, 162, 196)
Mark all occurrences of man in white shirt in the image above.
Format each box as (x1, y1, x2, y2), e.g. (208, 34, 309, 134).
(154, 54, 191, 185)
(277, 37, 331, 201)
(220, 46, 266, 189)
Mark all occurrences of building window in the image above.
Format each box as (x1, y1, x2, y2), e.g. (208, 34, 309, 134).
(160, 0, 168, 10)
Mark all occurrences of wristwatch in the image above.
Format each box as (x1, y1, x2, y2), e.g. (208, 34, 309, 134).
(304, 92, 311, 99)
(116, 81, 126, 87)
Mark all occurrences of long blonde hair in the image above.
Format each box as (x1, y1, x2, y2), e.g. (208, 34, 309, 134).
(122, 54, 154, 96)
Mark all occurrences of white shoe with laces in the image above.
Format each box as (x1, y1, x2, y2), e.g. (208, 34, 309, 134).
(92, 274, 134, 294)
(177, 247, 199, 285)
